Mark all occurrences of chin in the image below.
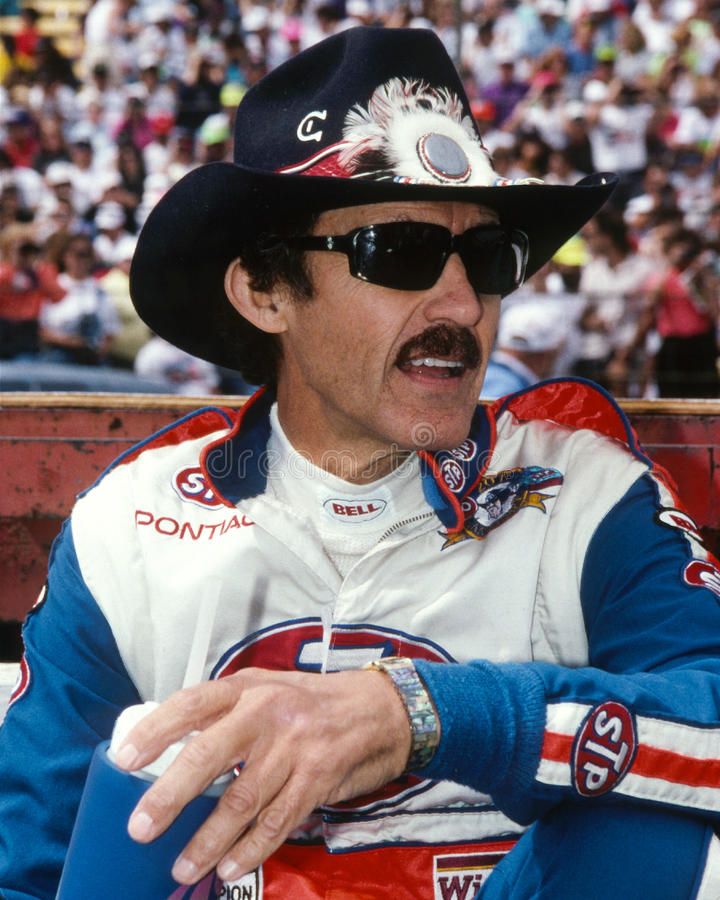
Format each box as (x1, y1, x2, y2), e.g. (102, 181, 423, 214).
(395, 411, 476, 454)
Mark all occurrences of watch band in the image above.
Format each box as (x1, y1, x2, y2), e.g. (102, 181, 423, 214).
(363, 656, 439, 771)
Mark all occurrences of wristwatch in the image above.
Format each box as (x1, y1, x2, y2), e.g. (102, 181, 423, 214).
(363, 656, 440, 771)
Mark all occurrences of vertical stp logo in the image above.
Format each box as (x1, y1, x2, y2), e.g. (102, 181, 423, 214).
(173, 466, 224, 509)
(573, 701, 637, 797)
(684, 559, 720, 599)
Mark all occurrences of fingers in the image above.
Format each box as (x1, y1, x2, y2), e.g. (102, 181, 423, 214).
(171, 752, 302, 884)
(115, 676, 243, 772)
(214, 772, 313, 883)
(126, 690, 258, 845)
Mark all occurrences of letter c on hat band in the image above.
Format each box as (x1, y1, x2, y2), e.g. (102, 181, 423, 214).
(297, 110, 328, 143)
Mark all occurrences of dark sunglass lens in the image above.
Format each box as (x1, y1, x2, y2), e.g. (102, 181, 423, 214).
(353, 223, 450, 290)
(461, 228, 526, 295)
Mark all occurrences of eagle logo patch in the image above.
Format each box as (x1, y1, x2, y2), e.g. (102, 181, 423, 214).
(442, 465, 563, 548)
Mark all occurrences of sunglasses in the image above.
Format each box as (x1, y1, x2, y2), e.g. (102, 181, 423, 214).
(279, 221, 529, 295)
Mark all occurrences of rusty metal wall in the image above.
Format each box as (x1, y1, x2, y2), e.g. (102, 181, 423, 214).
(2, 393, 719, 627)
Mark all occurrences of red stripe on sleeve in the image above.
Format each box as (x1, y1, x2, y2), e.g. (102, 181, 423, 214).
(541, 730, 574, 764)
(631, 744, 720, 789)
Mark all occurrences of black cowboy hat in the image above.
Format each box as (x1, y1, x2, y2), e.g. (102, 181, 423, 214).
(130, 26, 615, 370)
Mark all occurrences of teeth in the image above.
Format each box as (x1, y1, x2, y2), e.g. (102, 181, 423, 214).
(409, 358, 463, 368)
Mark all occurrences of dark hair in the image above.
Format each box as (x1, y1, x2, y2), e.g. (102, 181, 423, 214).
(664, 226, 703, 261)
(225, 209, 319, 386)
(58, 231, 94, 272)
(594, 209, 631, 254)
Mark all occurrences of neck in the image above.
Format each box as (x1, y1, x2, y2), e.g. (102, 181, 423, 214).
(275, 388, 411, 485)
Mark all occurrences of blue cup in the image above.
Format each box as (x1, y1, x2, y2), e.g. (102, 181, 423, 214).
(57, 741, 228, 899)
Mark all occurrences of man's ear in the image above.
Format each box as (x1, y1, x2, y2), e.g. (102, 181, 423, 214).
(224, 259, 288, 334)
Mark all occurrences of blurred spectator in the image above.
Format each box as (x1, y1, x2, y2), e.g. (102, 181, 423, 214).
(76, 62, 127, 136)
(672, 78, 720, 156)
(561, 102, 594, 173)
(39, 233, 119, 365)
(573, 211, 655, 394)
(39, 197, 78, 267)
(197, 112, 231, 162)
(136, 1, 188, 81)
(135, 335, 220, 394)
(624, 194, 657, 239)
(143, 112, 176, 176)
(614, 21, 653, 87)
(32, 113, 70, 174)
(636, 227, 719, 397)
(671, 150, 713, 227)
(505, 72, 568, 150)
(565, 17, 599, 92)
(0, 230, 64, 359)
(93, 202, 133, 267)
(113, 140, 147, 229)
(584, 79, 654, 207)
(482, 300, 570, 398)
(523, 0, 573, 58)
(114, 93, 155, 151)
(134, 54, 176, 118)
(222, 30, 250, 83)
(44, 160, 77, 215)
(0, 139, 47, 218)
(164, 128, 198, 183)
(65, 128, 103, 216)
(177, 55, 222, 132)
(27, 39, 79, 122)
(547, 147, 584, 186)
(481, 57, 529, 127)
(0, 182, 32, 227)
(13, 7, 41, 69)
(509, 130, 552, 180)
(2, 108, 39, 169)
(83, 0, 143, 77)
(465, 20, 501, 92)
(100, 235, 152, 368)
(632, 0, 677, 54)
(219, 81, 246, 133)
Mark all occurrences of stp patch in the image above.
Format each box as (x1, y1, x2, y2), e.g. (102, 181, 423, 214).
(572, 701, 637, 797)
(172, 466, 224, 510)
(684, 560, 720, 600)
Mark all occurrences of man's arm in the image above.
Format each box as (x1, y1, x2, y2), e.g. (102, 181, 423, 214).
(418, 472, 720, 823)
(0, 521, 141, 899)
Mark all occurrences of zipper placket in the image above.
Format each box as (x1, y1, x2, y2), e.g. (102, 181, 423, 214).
(378, 510, 436, 542)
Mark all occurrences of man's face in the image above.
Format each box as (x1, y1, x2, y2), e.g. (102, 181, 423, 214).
(275, 200, 502, 472)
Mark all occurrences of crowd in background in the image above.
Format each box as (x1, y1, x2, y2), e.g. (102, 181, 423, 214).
(0, 0, 718, 397)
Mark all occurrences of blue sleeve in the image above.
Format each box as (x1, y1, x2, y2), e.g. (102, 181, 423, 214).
(415, 473, 720, 826)
(0, 521, 141, 900)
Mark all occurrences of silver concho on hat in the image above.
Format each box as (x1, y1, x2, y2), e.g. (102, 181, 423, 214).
(417, 133, 471, 183)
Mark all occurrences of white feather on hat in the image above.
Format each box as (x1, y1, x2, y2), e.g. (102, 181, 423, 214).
(339, 78, 496, 186)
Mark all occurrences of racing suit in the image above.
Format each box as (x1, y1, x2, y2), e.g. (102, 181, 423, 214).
(2, 379, 720, 899)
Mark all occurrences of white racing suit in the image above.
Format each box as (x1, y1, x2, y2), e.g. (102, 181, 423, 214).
(2, 379, 720, 899)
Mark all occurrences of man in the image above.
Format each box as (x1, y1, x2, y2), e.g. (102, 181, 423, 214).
(2, 27, 720, 900)
(481, 300, 569, 398)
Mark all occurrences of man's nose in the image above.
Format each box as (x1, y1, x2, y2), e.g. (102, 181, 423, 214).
(422, 253, 486, 327)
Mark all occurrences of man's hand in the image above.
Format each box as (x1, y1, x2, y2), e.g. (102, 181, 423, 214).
(114, 667, 411, 885)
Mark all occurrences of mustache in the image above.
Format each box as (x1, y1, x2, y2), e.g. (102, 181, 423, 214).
(395, 324, 481, 369)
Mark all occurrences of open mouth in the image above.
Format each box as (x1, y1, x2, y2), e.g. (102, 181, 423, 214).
(395, 325, 480, 380)
(398, 357, 466, 378)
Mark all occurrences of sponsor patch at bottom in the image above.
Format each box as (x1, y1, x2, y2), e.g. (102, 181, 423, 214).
(433, 844, 513, 899)
(220, 867, 263, 900)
